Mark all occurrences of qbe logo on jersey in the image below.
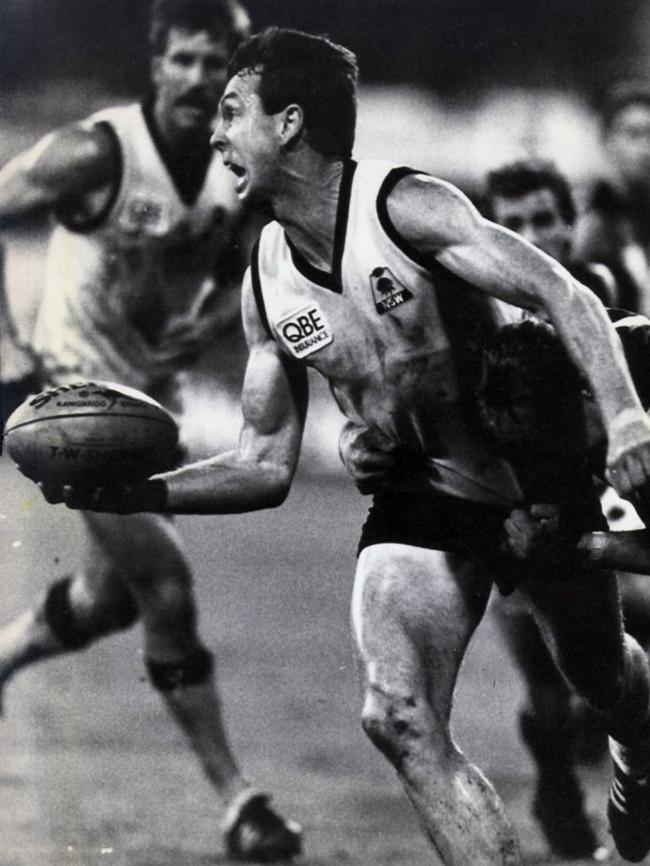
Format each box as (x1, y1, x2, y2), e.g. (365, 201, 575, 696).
(277, 303, 334, 360)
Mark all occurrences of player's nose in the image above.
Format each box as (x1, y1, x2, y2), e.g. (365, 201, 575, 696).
(210, 119, 226, 151)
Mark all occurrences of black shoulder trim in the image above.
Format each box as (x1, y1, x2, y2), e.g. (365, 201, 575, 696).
(55, 120, 123, 233)
(331, 158, 356, 288)
(250, 239, 274, 340)
(607, 307, 638, 323)
(377, 166, 431, 270)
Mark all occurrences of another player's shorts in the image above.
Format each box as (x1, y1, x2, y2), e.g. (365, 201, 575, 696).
(357, 490, 606, 595)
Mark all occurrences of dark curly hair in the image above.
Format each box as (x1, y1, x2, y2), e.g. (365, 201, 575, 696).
(477, 319, 589, 464)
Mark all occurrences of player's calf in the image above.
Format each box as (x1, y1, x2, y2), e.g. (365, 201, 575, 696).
(0, 575, 138, 714)
(519, 710, 607, 860)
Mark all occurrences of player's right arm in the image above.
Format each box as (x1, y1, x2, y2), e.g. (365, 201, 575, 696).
(0, 123, 116, 229)
(503, 504, 650, 576)
(55, 270, 309, 515)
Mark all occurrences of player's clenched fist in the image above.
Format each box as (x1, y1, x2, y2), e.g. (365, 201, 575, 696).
(606, 412, 650, 510)
(338, 421, 398, 494)
(501, 504, 567, 563)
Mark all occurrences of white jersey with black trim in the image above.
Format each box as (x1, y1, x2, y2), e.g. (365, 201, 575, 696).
(252, 158, 523, 506)
(33, 103, 242, 391)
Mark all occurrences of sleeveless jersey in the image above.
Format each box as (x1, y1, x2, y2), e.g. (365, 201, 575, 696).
(252, 159, 523, 506)
(33, 103, 243, 391)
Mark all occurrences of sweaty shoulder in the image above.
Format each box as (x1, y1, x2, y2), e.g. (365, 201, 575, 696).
(384, 172, 482, 258)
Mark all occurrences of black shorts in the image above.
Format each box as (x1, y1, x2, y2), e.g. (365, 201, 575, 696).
(357, 490, 606, 596)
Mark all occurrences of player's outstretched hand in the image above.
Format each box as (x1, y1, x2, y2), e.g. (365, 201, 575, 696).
(36, 479, 167, 513)
(501, 504, 568, 563)
(338, 421, 398, 494)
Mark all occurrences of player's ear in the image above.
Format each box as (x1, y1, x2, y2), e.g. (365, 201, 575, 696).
(279, 104, 304, 148)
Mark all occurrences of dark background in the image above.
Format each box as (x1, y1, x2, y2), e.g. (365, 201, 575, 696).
(2, 0, 649, 102)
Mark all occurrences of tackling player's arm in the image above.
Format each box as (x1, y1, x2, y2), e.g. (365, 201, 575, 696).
(0, 123, 116, 229)
(57, 270, 309, 515)
(387, 174, 650, 503)
(503, 504, 650, 576)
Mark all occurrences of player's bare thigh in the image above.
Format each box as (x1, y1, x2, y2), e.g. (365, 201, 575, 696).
(352, 543, 493, 716)
(80, 510, 189, 589)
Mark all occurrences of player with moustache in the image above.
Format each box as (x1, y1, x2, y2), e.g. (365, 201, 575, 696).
(35, 28, 650, 866)
(0, 2, 301, 860)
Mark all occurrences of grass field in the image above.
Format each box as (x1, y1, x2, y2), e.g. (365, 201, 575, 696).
(0, 455, 624, 866)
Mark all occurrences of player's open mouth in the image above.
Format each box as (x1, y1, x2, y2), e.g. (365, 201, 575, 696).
(227, 162, 248, 192)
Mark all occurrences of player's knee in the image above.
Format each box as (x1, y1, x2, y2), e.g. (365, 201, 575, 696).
(43, 576, 93, 650)
(146, 646, 214, 692)
(360, 687, 432, 770)
(139, 570, 195, 629)
(43, 576, 139, 649)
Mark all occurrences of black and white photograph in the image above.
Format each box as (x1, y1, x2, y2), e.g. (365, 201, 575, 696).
(2, 2, 650, 864)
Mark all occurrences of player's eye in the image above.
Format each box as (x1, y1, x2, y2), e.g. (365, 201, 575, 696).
(173, 52, 194, 68)
(531, 210, 556, 228)
(205, 57, 226, 74)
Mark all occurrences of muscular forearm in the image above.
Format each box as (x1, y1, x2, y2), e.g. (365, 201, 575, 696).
(61, 451, 293, 515)
(544, 271, 645, 434)
(161, 451, 291, 514)
(578, 530, 650, 575)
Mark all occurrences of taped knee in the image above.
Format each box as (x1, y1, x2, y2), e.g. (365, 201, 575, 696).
(44, 576, 92, 650)
(146, 647, 214, 692)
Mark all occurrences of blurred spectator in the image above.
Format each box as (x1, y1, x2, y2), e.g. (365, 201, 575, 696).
(485, 158, 616, 306)
(574, 81, 650, 314)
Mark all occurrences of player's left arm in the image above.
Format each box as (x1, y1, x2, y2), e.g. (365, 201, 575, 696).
(387, 173, 650, 504)
(55, 271, 309, 515)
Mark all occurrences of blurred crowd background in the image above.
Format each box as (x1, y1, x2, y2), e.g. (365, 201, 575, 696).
(3, 0, 650, 465)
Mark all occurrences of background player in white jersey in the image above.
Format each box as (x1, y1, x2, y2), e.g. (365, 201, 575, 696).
(0, 2, 301, 860)
(37, 27, 650, 866)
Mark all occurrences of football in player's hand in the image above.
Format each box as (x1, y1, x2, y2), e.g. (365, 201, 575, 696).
(3, 381, 179, 486)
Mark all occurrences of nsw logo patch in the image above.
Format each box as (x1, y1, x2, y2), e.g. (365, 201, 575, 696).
(370, 266, 413, 314)
(277, 303, 333, 359)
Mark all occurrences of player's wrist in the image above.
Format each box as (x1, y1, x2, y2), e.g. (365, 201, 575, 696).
(576, 531, 608, 567)
(129, 478, 169, 513)
(607, 409, 650, 462)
